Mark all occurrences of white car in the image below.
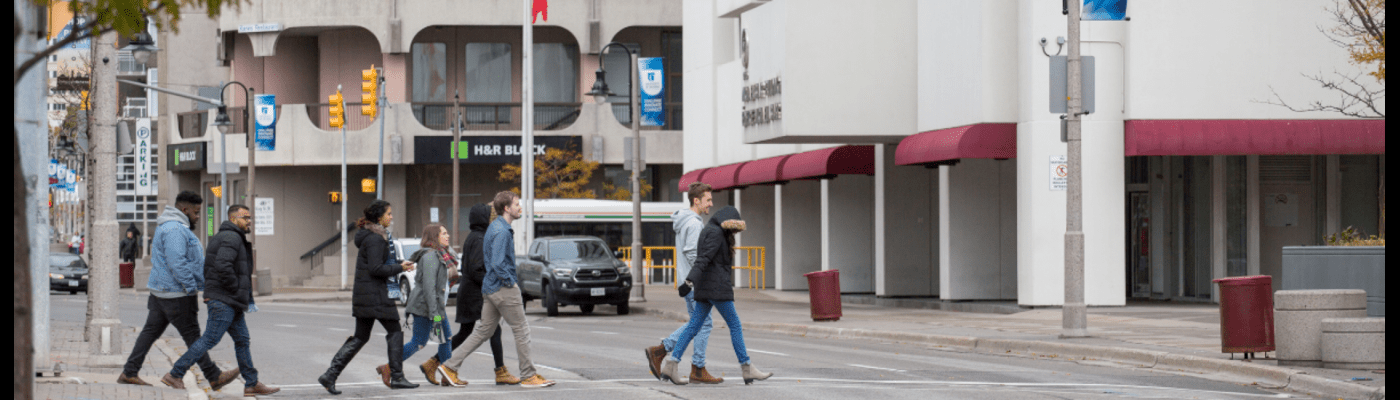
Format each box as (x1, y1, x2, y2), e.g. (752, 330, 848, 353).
(390, 238, 462, 305)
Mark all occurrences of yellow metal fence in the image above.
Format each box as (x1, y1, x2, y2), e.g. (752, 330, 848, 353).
(618, 246, 767, 289)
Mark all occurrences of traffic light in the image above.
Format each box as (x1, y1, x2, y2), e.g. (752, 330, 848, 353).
(361, 65, 379, 118)
(327, 90, 345, 129)
(329, 191, 342, 204)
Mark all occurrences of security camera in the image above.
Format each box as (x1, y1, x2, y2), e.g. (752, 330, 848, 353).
(1039, 37, 1048, 46)
(1057, 37, 1066, 45)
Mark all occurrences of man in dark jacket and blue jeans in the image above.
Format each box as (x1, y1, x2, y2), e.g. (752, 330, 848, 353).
(163, 205, 280, 396)
(119, 191, 237, 389)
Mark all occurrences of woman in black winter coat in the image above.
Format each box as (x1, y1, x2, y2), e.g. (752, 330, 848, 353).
(318, 200, 420, 394)
(659, 206, 773, 385)
(425, 203, 519, 385)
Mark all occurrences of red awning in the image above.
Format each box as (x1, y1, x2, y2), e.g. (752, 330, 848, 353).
(701, 162, 746, 191)
(678, 168, 709, 193)
(1125, 120, 1386, 156)
(735, 155, 791, 187)
(895, 123, 1016, 166)
(781, 145, 875, 180)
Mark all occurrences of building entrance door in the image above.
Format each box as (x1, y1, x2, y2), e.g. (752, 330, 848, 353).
(1127, 191, 1151, 298)
(1258, 156, 1317, 284)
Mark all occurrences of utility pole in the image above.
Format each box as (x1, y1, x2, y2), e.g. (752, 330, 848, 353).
(522, 1, 536, 249)
(1062, 0, 1089, 338)
(86, 30, 124, 355)
(629, 49, 644, 303)
(243, 86, 258, 294)
(452, 92, 461, 241)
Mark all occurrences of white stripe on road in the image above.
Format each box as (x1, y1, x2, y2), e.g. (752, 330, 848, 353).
(533, 326, 554, 329)
(748, 349, 788, 356)
(848, 364, 906, 373)
(535, 364, 567, 372)
(590, 331, 618, 335)
(274, 324, 297, 328)
(328, 328, 348, 332)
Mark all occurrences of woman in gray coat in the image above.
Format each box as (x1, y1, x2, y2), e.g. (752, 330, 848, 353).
(389, 224, 457, 384)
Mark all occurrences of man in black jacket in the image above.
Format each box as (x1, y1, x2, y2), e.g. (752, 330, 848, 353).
(163, 205, 280, 396)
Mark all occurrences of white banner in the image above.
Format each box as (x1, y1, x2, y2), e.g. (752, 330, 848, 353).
(254, 197, 274, 236)
(135, 118, 155, 196)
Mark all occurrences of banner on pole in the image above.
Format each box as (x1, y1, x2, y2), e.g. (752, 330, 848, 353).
(637, 57, 665, 127)
(1083, 0, 1128, 21)
(255, 94, 277, 151)
(135, 118, 156, 196)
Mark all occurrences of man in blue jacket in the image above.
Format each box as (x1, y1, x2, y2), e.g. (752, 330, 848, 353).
(118, 191, 239, 390)
(437, 191, 555, 388)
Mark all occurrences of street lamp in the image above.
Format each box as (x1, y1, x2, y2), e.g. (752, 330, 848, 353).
(586, 42, 645, 303)
(122, 32, 160, 66)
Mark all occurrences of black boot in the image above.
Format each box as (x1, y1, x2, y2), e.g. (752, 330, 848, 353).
(320, 336, 365, 395)
(386, 331, 419, 389)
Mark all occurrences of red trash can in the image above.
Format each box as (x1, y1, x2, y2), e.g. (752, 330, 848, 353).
(803, 269, 842, 321)
(119, 262, 135, 288)
(1212, 275, 1275, 355)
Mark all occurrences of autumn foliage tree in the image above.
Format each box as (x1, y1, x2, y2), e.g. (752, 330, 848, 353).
(1264, 0, 1385, 118)
(499, 147, 600, 199)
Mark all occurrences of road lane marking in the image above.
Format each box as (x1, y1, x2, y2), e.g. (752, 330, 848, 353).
(748, 349, 788, 356)
(767, 378, 1301, 398)
(274, 324, 297, 328)
(533, 326, 555, 329)
(328, 328, 348, 332)
(590, 331, 619, 335)
(848, 364, 906, 372)
(536, 364, 566, 372)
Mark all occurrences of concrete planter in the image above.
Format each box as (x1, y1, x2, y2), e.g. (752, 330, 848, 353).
(1281, 246, 1385, 317)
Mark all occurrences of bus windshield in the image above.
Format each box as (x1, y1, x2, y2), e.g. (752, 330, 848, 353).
(548, 240, 611, 261)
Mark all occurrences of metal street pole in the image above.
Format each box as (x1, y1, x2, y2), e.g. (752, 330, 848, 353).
(86, 29, 124, 355)
(452, 92, 461, 242)
(522, 1, 536, 249)
(1062, 0, 1088, 338)
(630, 50, 645, 303)
(243, 86, 259, 294)
(340, 84, 349, 290)
(377, 68, 385, 200)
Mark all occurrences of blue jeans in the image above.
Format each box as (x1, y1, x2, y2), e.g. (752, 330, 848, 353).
(668, 300, 749, 366)
(170, 299, 258, 387)
(661, 292, 711, 367)
(404, 314, 453, 362)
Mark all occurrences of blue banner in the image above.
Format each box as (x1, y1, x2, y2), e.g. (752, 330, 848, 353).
(1083, 0, 1128, 21)
(637, 57, 665, 127)
(254, 94, 277, 151)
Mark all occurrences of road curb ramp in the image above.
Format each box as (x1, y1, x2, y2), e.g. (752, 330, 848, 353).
(636, 304, 1384, 400)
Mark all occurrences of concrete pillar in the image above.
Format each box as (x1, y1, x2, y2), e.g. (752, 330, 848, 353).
(777, 180, 822, 290)
(824, 175, 875, 293)
(1212, 155, 1226, 301)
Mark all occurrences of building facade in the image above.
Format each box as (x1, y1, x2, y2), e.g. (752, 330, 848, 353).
(682, 0, 1385, 305)
(157, 0, 685, 288)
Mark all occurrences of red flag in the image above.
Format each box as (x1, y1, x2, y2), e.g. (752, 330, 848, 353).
(532, 0, 548, 23)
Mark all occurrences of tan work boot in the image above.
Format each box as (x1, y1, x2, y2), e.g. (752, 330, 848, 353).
(117, 373, 152, 386)
(243, 381, 281, 396)
(375, 364, 391, 388)
(520, 374, 556, 388)
(420, 358, 441, 386)
(210, 368, 241, 391)
(690, 364, 724, 384)
(160, 373, 185, 390)
(494, 366, 521, 385)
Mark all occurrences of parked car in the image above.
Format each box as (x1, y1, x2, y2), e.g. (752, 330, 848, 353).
(389, 238, 421, 305)
(49, 252, 89, 294)
(516, 236, 632, 316)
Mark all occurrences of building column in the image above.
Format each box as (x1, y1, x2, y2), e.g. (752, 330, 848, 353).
(1326, 155, 1341, 236)
(874, 145, 887, 296)
(1212, 155, 1226, 301)
(821, 179, 830, 271)
(1247, 155, 1261, 276)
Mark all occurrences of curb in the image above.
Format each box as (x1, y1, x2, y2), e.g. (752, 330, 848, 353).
(153, 338, 210, 400)
(635, 304, 1384, 400)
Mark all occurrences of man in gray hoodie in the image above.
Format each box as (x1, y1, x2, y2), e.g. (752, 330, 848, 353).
(119, 191, 239, 390)
(645, 182, 722, 383)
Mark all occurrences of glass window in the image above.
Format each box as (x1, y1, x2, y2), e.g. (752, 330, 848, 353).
(412, 43, 448, 102)
(604, 43, 640, 125)
(534, 43, 579, 128)
(464, 43, 513, 125)
(662, 31, 683, 130)
(548, 239, 610, 261)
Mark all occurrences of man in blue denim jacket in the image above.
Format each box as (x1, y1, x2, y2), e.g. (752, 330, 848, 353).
(118, 191, 239, 390)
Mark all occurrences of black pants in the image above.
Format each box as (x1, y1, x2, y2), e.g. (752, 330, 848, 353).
(123, 295, 223, 378)
(449, 322, 505, 368)
(353, 317, 403, 341)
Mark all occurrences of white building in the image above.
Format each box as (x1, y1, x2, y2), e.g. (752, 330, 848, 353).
(682, 0, 1384, 305)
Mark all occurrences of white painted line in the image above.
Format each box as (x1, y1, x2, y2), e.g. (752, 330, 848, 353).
(534, 326, 555, 329)
(328, 327, 348, 331)
(766, 378, 1302, 398)
(536, 364, 567, 372)
(748, 349, 788, 357)
(277, 381, 383, 390)
(274, 324, 297, 328)
(849, 364, 905, 373)
(590, 331, 619, 335)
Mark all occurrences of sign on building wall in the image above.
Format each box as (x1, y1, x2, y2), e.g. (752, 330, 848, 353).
(413, 136, 583, 164)
(254, 197, 274, 236)
(1050, 155, 1068, 191)
(167, 142, 207, 171)
(254, 94, 277, 151)
(135, 118, 155, 196)
(637, 57, 665, 127)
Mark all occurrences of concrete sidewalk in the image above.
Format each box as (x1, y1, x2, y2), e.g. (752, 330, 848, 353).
(36, 320, 217, 400)
(630, 286, 1385, 400)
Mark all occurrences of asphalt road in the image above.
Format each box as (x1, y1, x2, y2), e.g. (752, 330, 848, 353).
(49, 291, 1320, 400)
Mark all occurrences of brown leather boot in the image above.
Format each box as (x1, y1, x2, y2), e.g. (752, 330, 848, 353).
(494, 366, 521, 385)
(243, 381, 281, 396)
(375, 364, 391, 387)
(160, 373, 185, 390)
(420, 358, 441, 386)
(690, 364, 724, 384)
(117, 373, 152, 386)
(210, 368, 241, 391)
(644, 342, 667, 380)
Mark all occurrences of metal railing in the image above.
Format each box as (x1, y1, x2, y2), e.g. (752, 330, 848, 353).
(617, 245, 767, 289)
(122, 97, 147, 118)
(116, 51, 148, 75)
(411, 102, 581, 131)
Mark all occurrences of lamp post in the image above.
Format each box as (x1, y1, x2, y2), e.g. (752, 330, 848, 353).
(587, 42, 644, 303)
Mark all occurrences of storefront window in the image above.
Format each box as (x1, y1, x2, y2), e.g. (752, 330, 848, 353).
(533, 42, 579, 128)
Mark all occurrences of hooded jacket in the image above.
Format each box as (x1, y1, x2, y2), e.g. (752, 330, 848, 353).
(456, 203, 493, 323)
(671, 208, 704, 282)
(149, 206, 204, 297)
(204, 221, 253, 310)
(352, 225, 405, 320)
(405, 247, 450, 322)
(685, 206, 743, 302)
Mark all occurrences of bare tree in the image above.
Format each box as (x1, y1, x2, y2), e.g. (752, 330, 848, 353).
(1262, 0, 1385, 118)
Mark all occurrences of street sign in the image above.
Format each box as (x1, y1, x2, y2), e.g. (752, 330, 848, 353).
(237, 23, 282, 33)
(135, 118, 155, 196)
(1050, 155, 1068, 191)
(254, 197, 274, 236)
(1049, 56, 1095, 114)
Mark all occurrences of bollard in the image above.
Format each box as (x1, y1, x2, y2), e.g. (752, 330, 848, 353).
(1321, 317, 1385, 370)
(1274, 289, 1367, 367)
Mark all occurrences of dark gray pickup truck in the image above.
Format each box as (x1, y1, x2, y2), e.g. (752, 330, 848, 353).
(516, 236, 632, 316)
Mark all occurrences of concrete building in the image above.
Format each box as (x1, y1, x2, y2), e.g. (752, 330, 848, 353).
(156, 0, 685, 288)
(681, 0, 1385, 305)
